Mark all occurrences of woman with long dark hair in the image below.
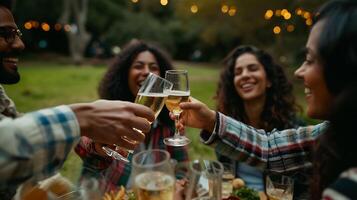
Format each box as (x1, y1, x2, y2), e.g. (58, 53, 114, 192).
(75, 40, 189, 191)
(216, 45, 304, 193)
(176, 0, 357, 199)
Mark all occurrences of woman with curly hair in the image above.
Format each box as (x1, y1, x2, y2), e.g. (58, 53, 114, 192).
(75, 40, 189, 191)
(215, 45, 305, 196)
(176, 0, 357, 199)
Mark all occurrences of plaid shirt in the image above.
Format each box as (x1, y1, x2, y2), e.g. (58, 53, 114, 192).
(75, 120, 189, 192)
(201, 112, 328, 172)
(322, 168, 357, 200)
(0, 105, 80, 188)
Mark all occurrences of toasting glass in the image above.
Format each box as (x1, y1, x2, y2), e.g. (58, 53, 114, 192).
(102, 73, 173, 162)
(163, 70, 191, 146)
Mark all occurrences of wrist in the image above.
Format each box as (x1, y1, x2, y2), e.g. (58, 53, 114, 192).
(69, 103, 94, 137)
(204, 110, 216, 133)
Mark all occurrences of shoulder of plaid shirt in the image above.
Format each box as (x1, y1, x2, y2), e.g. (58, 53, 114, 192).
(0, 86, 80, 189)
(75, 120, 189, 191)
(201, 112, 329, 173)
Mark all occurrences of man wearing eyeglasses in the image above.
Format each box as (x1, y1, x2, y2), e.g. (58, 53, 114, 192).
(0, 1, 154, 198)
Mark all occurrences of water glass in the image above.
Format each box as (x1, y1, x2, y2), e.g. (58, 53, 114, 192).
(131, 149, 175, 200)
(185, 160, 223, 200)
(265, 174, 294, 200)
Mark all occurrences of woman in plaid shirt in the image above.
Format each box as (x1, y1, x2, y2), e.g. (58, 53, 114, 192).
(75, 40, 189, 192)
(176, 0, 357, 199)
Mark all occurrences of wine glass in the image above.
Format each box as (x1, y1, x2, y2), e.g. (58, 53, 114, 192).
(163, 70, 191, 146)
(102, 73, 173, 162)
(265, 173, 294, 200)
(131, 149, 175, 200)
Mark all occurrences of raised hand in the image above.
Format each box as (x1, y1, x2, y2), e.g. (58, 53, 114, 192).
(175, 97, 216, 133)
(70, 100, 155, 150)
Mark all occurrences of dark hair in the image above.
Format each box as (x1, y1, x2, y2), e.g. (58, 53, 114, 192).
(0, 0, 12, 10)
(311, 1, 357, 198)
(216, 45, 301, 131)
(98, 40, 174, 125)
(314, 0, 357, 95)
(311, 86, 357, 199)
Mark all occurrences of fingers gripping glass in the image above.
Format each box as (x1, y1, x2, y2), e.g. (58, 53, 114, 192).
(163, 70, 191, 146)
(102, 73, 173, 162)
(0, 27, 22, 43)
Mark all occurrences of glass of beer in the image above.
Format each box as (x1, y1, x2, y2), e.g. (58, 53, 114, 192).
(132, 149, 175, 200)
(163, 70, 191, 146)
(266, 174, 294, 200)
(102, 73, 173, 162)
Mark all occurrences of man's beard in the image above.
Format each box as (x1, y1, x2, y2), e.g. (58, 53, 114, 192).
(0, 54, 20, 84)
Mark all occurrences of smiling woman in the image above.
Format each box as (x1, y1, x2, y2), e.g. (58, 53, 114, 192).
(175, 0, 357, 199)
(214, 45, 305, 197)
(74, 39, 189, 192)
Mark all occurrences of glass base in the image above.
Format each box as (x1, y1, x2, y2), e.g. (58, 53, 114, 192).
(102, 146, 129, 162)
(163, 136, 191, 147)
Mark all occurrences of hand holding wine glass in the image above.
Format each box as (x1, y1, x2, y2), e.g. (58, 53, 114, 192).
(163, 70, 191, 146)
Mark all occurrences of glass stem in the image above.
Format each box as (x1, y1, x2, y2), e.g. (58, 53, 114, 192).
(174, 113, 180, 138)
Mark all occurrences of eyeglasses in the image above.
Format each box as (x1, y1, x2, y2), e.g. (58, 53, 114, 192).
(0, 27, 22, 44)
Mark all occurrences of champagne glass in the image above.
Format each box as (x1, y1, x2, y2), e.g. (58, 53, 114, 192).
(102, 73, 173, 162)
(163, 70, 191, 146)
(265, 174, 294, 200)
(132, 149, 175, 200)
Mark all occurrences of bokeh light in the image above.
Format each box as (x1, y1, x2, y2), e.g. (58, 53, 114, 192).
(190, 4, 198, 13)
(41, 23, 50, 32)
(264, 10, 274, 20)
(273, 26, 281, 34)
(221, 5, 229, 13)
(160, 0, 168, 6)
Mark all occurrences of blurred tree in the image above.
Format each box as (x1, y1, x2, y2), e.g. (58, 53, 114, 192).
(59, 0, 90, 65)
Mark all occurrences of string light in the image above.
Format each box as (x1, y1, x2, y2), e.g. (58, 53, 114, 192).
(160, 0, 168, 6)
(221, 5, 229, 13)
(54, 23, 62, 31)
(190, 4, 198, 13)
(31, 21, 39, 28)
(41, 23, 50, 31)
(295, 8, 303, 15)
(264, 10, 274, 20)
(283, 12, 291, 20)
(275, 9, 281, 17)
(287, 25, 295, 32)
(303, 12, 311, 19)
(64, 24, 71, 32)
(24, 21, 32, 30)
(273, 26, 281, 34)
(228, 6, 237, 16)
(306, 18, 313, 26)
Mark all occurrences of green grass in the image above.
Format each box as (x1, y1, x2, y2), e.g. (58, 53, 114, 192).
(3, 60, 312, 181)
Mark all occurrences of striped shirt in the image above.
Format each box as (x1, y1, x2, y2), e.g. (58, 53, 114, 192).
(201, 112, 328, 172)
(322, 168, 357, 200)
(0, 105, 80, 189)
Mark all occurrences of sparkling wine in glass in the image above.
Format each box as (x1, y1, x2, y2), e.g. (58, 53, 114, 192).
(102, 73, 173, 162)
(132, 149, 175, 200)
(163, 70, 191, 146)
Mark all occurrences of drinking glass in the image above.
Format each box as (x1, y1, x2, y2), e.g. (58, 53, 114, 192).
(102, 73, 173, 162)
(265, 174, 294, 200)
(221, 162, 235, 198)
(185, 160, 224, 200)
(131, 149, 175, 200)
(163, 70, 191, 146)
